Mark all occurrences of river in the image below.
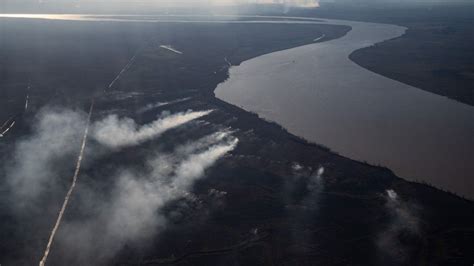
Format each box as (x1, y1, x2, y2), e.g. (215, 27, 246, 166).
(1, 14, 473, 198)
(215, 18, 474, 199)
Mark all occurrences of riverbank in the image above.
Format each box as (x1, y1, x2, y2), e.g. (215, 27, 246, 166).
(295, 3, 474, 106)
(0, 17, 473, 265)
(214, 18, 474, 199)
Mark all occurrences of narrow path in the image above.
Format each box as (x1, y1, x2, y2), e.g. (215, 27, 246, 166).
(0, 116, 14, 131)
(39, 99, 94, 266)
(24, 84, 30, 112)
(107, 50, 140, 90)
(159, 45, 183, 55)
(224, 57, 232, 67)
(39, 49, 141, 265)
(313, 33, 326, 42)
(0, 86, 29, 138)
(0, 119, 16, 137)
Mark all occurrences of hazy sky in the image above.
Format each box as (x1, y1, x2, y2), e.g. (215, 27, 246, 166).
(0, 0, 321, 13)
(2, 0, 320, 6)
(1, 0, 467, 13)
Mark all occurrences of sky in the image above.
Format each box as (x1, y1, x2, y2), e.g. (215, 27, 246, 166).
(0, 0, 324, 14)
(2, 0, 467, 12)
(1, 0, 470, 16)
(0, 0, 322, 13)
(1, 0, 320, 7)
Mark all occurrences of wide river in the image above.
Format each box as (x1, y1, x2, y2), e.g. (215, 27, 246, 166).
(1, 14, 473, 198)
(215, 18, 474, 199)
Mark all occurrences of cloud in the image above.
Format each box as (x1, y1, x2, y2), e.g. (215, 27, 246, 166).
(92, 110, 213, 149)
(55, 131, 238, 264)
(5, 107, 87, 208)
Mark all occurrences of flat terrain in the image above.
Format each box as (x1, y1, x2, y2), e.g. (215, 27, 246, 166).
(0, 17, 473, 266)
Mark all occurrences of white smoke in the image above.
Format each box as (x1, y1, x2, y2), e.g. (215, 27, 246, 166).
(1, 104, 236, 264)
(92, 110, 213, 149)
(316, 166, 324, 178)
(5, 108, 212, 208)
(386, 189, 398, 200)
(136, 97, 191, 114)
(307, 166, 325, 191)
(173, 138, 238, 185)
(5, 107, 87, 208)
(383, 189, 419, 233)
(376, 189, 421, 263)
(292, 162, 303, 171)
(55, 132, 238, 263)
(208, 188, 228, 198)
(174, 130, 233, 158)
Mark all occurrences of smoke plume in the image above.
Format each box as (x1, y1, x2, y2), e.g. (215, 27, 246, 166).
(376, 189, 421, 263)
(137, 97, 192, 114)
(92, 110, 213, 149)
(55, 131, 238, 264)
(5, 107, 87, 208)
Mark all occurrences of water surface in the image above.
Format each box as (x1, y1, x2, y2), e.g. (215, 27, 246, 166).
(1, 14, 472, 197)
(215, 19, 474, 198)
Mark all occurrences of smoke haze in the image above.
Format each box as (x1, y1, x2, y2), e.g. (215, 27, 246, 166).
(2, 103, 238, 264)
(0, 0, 321, 14)
(92, 110, 213, 149)
(376, 189, 421, 263)
(56, 131, 238, 263)
(6, 108, 87, 209)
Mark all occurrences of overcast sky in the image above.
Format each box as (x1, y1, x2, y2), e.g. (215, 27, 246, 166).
(1, 0, 319, 7)
(1, 0, 469, 13)
(0, 0, 321, 13)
